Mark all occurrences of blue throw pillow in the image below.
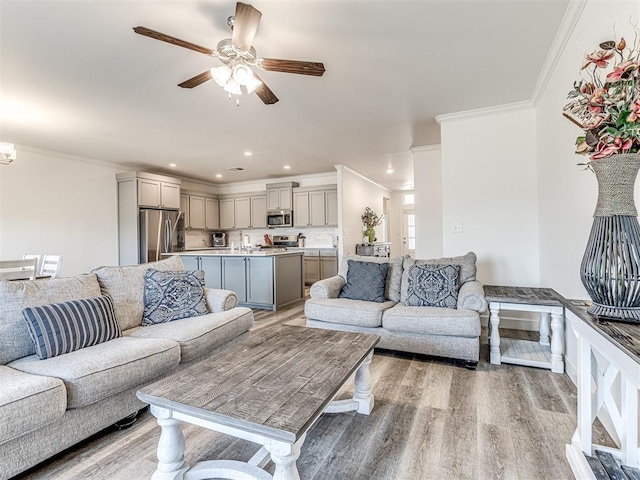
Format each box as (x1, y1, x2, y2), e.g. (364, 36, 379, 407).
(404, 264, 460, 307)
(22, 295, 121, 360)
(339, 260, 389, 303)
(143, 269, 208, 326)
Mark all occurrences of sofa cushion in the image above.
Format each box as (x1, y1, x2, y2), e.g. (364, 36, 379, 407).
(0, 274, 102, 365)
(339, 260, 389, 303)
(339, 253, 404, 302)
(22, 295, 121, 360)
(382, 305, 481, 337)
(126, 307, 254, 363)
(403, 264, 460, 308)
(8, 336, 180, 408)
(403, 251, 477, 285)
(92, 256, 185, 331)
(143, 269, 208, 326)
(0, 366, 66, 444)
(305, 297, 396, 328)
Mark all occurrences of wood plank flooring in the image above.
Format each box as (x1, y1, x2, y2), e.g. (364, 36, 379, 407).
(13, 299, 615, 480)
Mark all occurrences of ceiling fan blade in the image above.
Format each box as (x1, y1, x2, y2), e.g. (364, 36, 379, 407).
(133, 26, 212, 56)
(253, 74, 279, 104)
(178, 71, 212, 88)
(260, 58, 325, 76)
(231, 2, 262, 51)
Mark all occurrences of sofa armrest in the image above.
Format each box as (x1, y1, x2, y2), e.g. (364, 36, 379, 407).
(309, 275, 346, 299)
(457, 280, 488, 313)
(204, 288, 238, 313)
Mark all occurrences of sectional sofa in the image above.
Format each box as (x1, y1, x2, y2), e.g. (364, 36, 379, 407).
(305, 252, 487, 366)
(0, 256, 253, 479)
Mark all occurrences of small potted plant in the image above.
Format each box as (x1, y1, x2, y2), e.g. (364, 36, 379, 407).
(361, 207, 383, 244)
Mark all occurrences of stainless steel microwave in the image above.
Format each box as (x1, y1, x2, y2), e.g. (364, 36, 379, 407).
(267, 211, 292, 228)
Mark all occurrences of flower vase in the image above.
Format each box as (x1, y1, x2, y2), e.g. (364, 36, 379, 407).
(580, 153, 640, 322)
(365, 227, 376, 244)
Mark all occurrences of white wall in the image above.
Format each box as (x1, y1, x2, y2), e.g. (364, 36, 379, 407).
(537, 0, 640, 299)
(336, 165, 390, 256)
(437, 104, 540, 286)
(0, 146, 122, 276)
(412, 145, 443, 259)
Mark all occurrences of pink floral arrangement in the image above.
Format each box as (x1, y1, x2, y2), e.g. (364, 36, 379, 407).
(563, 25, 640, 161)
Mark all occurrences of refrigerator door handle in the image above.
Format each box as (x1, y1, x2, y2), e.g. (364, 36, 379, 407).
(164, 218, 171, 254)
(155, 214, 163, 262)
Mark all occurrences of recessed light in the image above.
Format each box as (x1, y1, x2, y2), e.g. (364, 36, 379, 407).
(386, 168, 394, 174)
(215, 174, 222, 178)
(244, 151, 252, 157)
(284, 165, 291, 170)
(169, 163, 177, 168)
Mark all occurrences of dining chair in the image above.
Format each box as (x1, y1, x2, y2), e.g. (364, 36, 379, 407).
(40, 255, 63, 278)
(0, 258, 38, 280)
(22, 254, 44, 275)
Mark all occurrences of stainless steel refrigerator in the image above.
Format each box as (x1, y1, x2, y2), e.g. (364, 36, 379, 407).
(139, 209, 181, 263)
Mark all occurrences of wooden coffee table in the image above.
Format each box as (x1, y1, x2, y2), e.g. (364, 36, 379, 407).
(137, 325, 379, 480)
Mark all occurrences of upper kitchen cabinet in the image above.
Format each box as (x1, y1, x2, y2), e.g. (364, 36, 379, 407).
(219, 198, 235, 230)
(235, 197, 251, 229)
(266, 182, 299, 211)
(205, 198, 220, 230)
(251, 196, 267, 229)
(189, 196, 206, 229)
(116, 172, 181, 210)
(180, 195, 190, 228)
(293, 186, 338, 227)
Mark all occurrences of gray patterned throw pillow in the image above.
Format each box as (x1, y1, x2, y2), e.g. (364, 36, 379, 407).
(339, 260, 389, 303)
(404, 264, 460, 308)
(142, 269, 208, 326)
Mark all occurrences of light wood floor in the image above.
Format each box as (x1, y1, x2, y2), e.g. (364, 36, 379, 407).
(13, 299, 613, 480)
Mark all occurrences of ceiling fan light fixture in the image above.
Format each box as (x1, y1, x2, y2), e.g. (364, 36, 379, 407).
(210, 65, 232, 87)
(223, 77, 242, 95)
(232, 64, 255, 85)
(243, 75, 262, 94)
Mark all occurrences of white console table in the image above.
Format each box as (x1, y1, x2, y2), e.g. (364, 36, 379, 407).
(565, 304, 640, 478)
(484, 285, 565, 373)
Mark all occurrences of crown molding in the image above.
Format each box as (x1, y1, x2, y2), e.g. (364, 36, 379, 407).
(530, 0, 587, 106)
(410, 144, 441, 153)
(335, 165, 391, 193)
(14, 144, 129, 170)
(435, 100, 534, 124)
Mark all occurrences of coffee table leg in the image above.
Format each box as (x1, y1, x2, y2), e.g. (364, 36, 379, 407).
(150, 406, 189, 480)
(264, 434, 304, 480)
(353, 351, 374, 414)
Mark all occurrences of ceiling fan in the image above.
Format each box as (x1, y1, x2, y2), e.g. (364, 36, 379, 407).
(133, 2, 325, 105)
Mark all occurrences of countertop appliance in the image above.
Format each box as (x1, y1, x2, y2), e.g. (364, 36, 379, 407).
(272, 235, 299, 248)
(139, 209, 181, 263)
(212, 232, 226, 247)
(267, 210, 293, 228)
(356, 242, 391, 258)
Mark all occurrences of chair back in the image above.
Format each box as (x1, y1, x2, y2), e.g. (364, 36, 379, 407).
(41, 255, 63, 278)
(22, 254, 44, 275)
(0, 258, 38, 280)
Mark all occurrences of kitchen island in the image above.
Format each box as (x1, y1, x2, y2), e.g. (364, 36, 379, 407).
(164, 250, 304, 311)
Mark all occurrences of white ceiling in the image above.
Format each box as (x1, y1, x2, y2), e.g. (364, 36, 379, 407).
(0, 0, 568, 191)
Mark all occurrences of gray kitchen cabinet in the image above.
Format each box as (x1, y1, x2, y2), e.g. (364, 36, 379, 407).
(294, 192, 310, 227)
(304, 257, 320, 285)
(219, 198, 235, 229)
(189, 196, 206, 229)
(137, 178, 180, 209)
(222, 257, 247, 300)
(309, 191, 326, 226)
(320, 256, 338, 279)
(222, 256, 273, 305)
(180, 194, 190, 228)
(250, 195, 267, 229)
(205, 198, 219, 230)
(178, 255, 222, 289)
(246, 256, 274, 304)
(234, 197, 251, 229)
(325, 190, 338, 226)
(267, 187, 293, 210)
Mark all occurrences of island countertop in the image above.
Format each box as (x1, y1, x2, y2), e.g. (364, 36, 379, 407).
(166, 250, 302, 257)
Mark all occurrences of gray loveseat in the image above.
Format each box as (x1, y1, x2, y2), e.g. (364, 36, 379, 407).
(305, 252, 487, 366)
(0, 255, 253, 479)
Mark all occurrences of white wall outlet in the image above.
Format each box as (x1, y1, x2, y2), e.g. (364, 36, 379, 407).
(452, 223, 463, 233)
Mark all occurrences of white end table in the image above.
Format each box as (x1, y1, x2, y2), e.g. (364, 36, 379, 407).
(484, 285, 565, 374)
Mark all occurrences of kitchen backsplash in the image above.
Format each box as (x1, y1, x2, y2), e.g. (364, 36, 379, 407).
(184, 227, 338, 249)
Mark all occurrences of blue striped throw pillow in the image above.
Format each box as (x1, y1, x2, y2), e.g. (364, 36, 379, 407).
(22, 295, 121, 359)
